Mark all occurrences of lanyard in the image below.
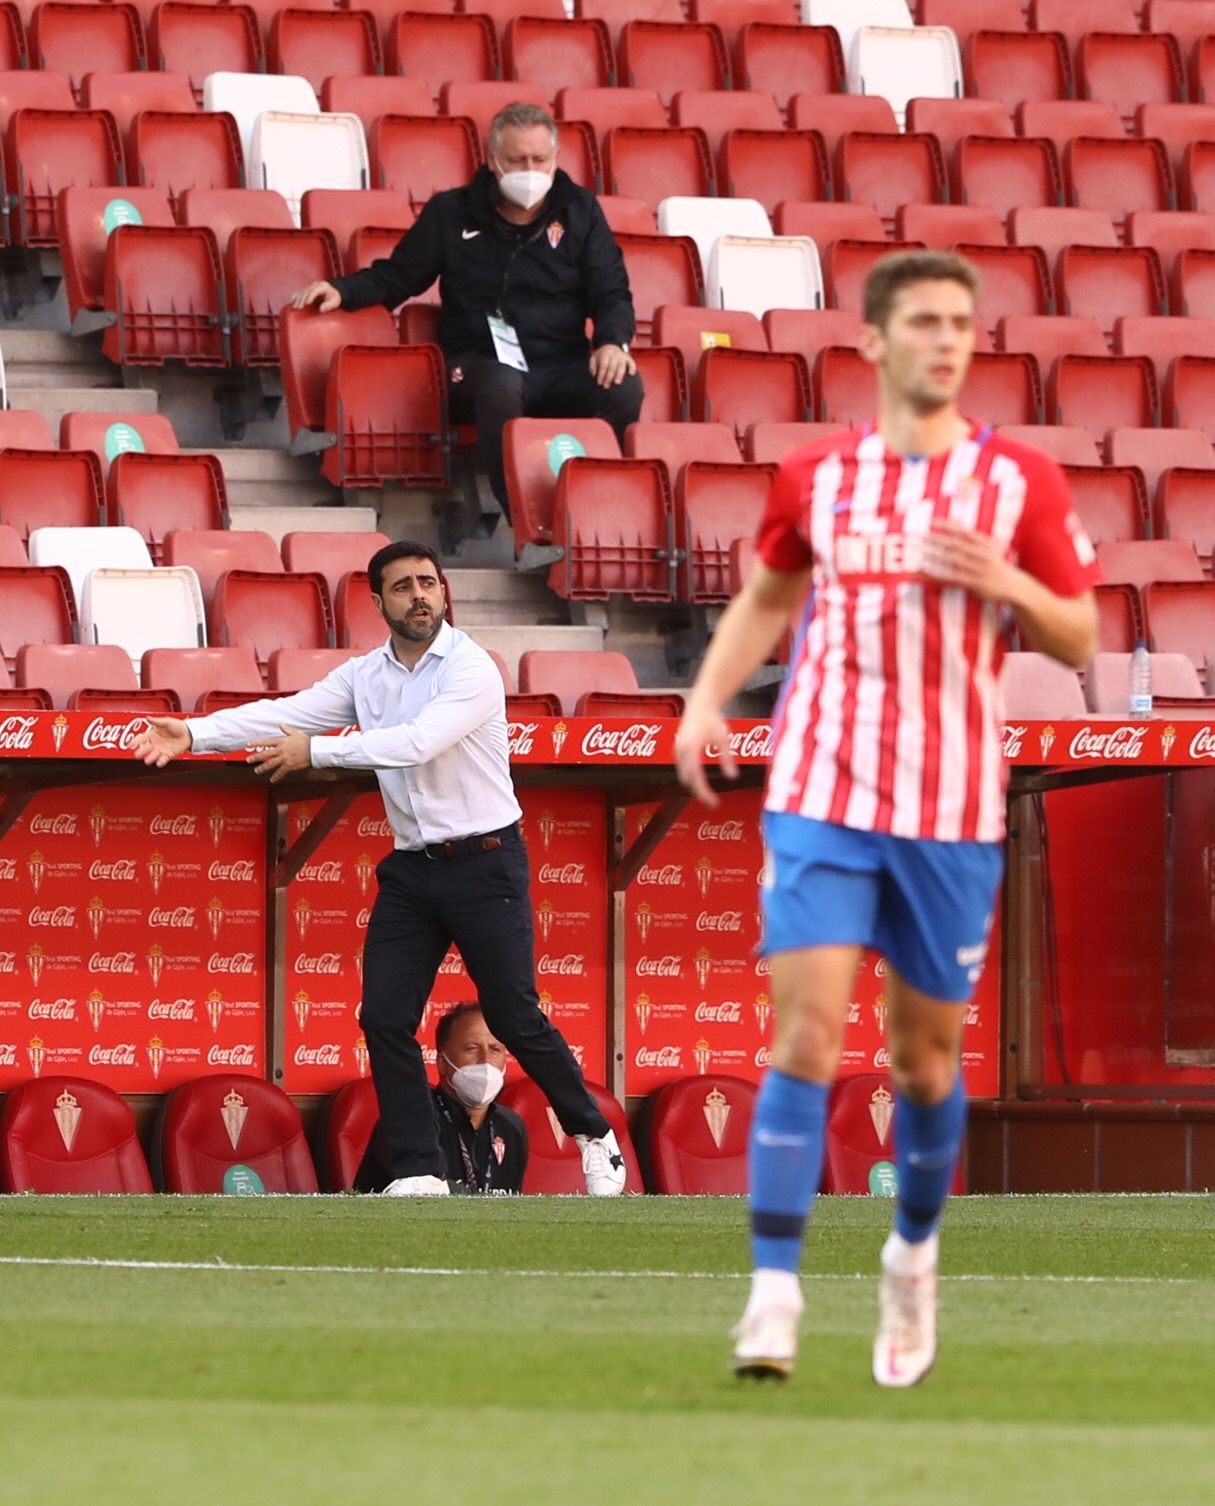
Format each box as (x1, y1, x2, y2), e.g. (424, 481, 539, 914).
(435, 1092, 495, 1193)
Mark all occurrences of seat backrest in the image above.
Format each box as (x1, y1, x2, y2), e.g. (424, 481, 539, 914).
(109, 452, 228, 558)
(1096, 539, 1204, 592)
(744, 419, 842, 463)
(322, 343, 448, 488)
(163, 528, 282, 609)
(440, 80, 548, 148)
(614, 232, 704, 342)
(848, 24, 961, 129)
(555, 84, 666, 134)
(269, 7, 380, 94)
(625, 420, 741, 478)
(60, 411, 179, 480)
(998, 424, 1098, 466)
(678, 459, 774, 600)
(603, 125, 714, 211)
(502, 417, 622, 550)
(708, 235, 822, 320)
(323, 1076, 378, 1191)
(517, 648, 639, 714)
(496, 1076, 643, 1194)
(371, 113, 481, 210)
(0, 565, 76, 669)
(1108, 426, 1215, 496)
(652, 305, 767, 385)
(179, 185, 295, 255)
(323, 73, 434, 137)
(550, 456, 674, 601)
(159, 1073, 319, 1192)
(82, 68, 196, 141)
(142, 645, 263, 709)
(28, 524, 150, 606)
(202, 69, 319, 160)
(249, 110, 368, 224)
(821, 1072, 899, 1195)
(31, 1, 146, 96)
(1143, 582, 1215, 671)
(211, 570, 330, 667)
(1086, 651, 1203, 713)
(392, 11, 499, 91)
(649, 1074, 757, 1195)
(267, 646, 359, 691)
(280, 304, 398, 438)
(16, 642, 136, 706)
(280, 530, 391, 601)
(0, 1076, 153, 1194)
(999, 650, 1086, 718)
(671, 87, 783, 155)
(59, 185, 176, 315)
(81, 566, 206, 665)
(150, 4, 264, 104)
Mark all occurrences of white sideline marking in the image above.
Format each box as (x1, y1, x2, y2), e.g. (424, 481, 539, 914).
(0, 1255, 1200, 1285)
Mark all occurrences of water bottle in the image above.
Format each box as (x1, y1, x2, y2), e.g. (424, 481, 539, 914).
(1129, 642, 1153, 718)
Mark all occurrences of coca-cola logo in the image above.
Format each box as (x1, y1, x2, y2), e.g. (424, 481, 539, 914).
(0, 952, 15, 973)
(149, 815, 197, 836)
(294, 952, 342, 974)
(1190, 728, 1215, 759)
(696, 910, 743, 932)
(694, 1001, 742, 1023)
(581, 722, 661, 759)
(537, 954, 585, 976)
(208, 952, 255, 974)
(0, 858, 16, 880)
(637, 863, 683, 886)
(1068, 725, 1149, 760)
(89, 951, 136, 972)
(149, 907, 195, 928)
(0, 1043, 15, 1066)
(0, 714, 36, 751)
(537, 862, 586, 884)
(754, 956, 772, 977)
(29, 998, 76, 1020)
(29, 813, 76, 835)
(297, 860, 343, 883)
(438, 952, 464, 974)
(208, 860, 256, 882)
(148, 999, 195, 1020)
(508, 721, 539, 756)
(82, 716, 146, 752)
(88, 1044, 137, 1066)
(634, 1045, 682, 1068)
(697, 820, 744, 841)
(1002, 724, 1027, 758)
(293, 1044, 342, 1066)
(88, 859, 136, 881)
(873, 1047, 893, 1069)
(356, 817, 392, 838)
(727, 725, 772, 759)
(356, 909, 371, 929)
(207, 1044, 256, 1067)
(635, 955, 682, 977)
(29, 905, 75, 927)
(754, 1046, 773, 1067)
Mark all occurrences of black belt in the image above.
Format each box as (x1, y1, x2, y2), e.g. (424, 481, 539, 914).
(418, 823, 518, 860)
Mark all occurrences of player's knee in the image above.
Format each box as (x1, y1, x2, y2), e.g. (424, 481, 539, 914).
(890, 1047, 956, 1105)
(772, 1006, 842, 1078)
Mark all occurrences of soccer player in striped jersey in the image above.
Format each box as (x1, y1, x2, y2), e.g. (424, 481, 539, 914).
(675, 251, 1100, 1388)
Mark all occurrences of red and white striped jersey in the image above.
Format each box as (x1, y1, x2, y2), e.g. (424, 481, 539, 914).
(757, 421, 1101, 842)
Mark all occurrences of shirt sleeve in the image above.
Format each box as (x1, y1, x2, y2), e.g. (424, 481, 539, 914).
(1009, 447, 1103, 597)
(187, 665, 359, 753)
(310, 650, 503, 770)
(755, 453, 814, 574)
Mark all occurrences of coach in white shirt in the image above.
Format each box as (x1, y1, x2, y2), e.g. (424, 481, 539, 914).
(132, 540, 626, 1197)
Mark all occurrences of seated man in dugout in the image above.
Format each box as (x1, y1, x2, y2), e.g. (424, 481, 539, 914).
(293, 101, 643, 544)
(356, 1003, 529, 1196)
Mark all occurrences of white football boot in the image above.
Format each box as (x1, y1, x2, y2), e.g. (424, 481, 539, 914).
(873, 1234, 938, 1387)
(731, 1269, 804, 1380)
(381, 1175, 451, 1196)
(575, 1128, 626, 1195)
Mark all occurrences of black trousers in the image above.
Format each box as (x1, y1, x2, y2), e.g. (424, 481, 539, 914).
(449, 355, 645, 510)
(359, 830, 611, 1180)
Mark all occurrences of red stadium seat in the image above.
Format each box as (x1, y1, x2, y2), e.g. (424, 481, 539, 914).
(837, 132, 947, 233)
(1048, 355, 1157, 442)
(1164, 356, 1215, 440)
(31, 2, 145, 100)
(698, 346, 811, 435)
(333, 568, 387, 650)
(676, 459, 774, 601)
(81, 70, 196, 149)
(1144, 582, 1215, 673)
(580, 0, 683, 45)
(0, 1077, 153, 1194)
(1117, 316, 1215, 394)
(1015, 98, 1124, 155)
(179, 186, 295, 253)
(1129, 211, 1215, 286)
(614, 232, 703, 345)
(672, 88, 783, 157)
(652, 305, 766, 386)
(1009, 206, 1118, 271)
(918, 0, 1024, 46)
(8, 107, 123, 248)
(632, 345, 688, 423)
(59, 186, 176, 323)
(164, 527, 282, 610)
(1056, 246, 1166, 339)
(16, 642, 135, 707)
(549, 456, 675, 601)
(896, 203, 1005, 249)
(1077, 32, 1184, 128)
(555, 84, 666, 137)
(0, 565, 76, 669)
(1000, 650, 1086, 718)
(211, 569, 331, 670)
(142, 644, 264, 710)
(1029, 0, 1138, 45)
(130, 111, 243, 215)
(998, 314, 1106, 366)
(502, 417, 622, 551)
(763, 307, 862, 360)
(60, 410, 179, 477)
(150, 3, 264, 105)
(1086, 650, 1211, 715)
(518, 647, 640, 713)
(503, 15, 611, 90)
(773, 200, 883, 249)
(596, 195, 655, 234)
(625, 420, 740, 483)
(388, 12, 498, 92)
(1180, 141, 1215, 217)
(227, 225, 340, 366)
(960, 350, 1042, 427)
(966, 30, 1071, 114)
(1097, 539, 1204, 592)
(1063, 465, 1150, 548)
(467, 0, 567, 34)
(825, 238, 927, 313)
(1107, 426, 1215, 502)
(999, 424, 1099, 464)
(577, 688, 684, 716)
(1172, 246, 1215, 318)
(732, 20, 843, 111)
(648, 1074, 757, 1195)
(267, 646, 360, 691)
(1145, 1, 1215, 58)
(158, 1074, 319, 1193)
(1194, 36, 1215, 107)
(822, 1075, 901, 1196)
(323, 343, 447, 489)
(372, 113, 481, 211)
(788, 93, 897, 156)
(953, 135, 1062, 227)
(104, 221, 227, 366)
(906, 96, 1013, 158)
(1064, 137, 1174, 233)
(496, 1076, 642, 1194)
(0, 449, 104, 539)
(0, 409, 54, 450)
(816, 345, 875, 427)
(301, 188, 413, 276)
(325, 74, 435, 137)
(1137, 103, 1215, 183)
(603, 125, 713, 210)
(440, 79, 547, 146)
(281, 529, 392, 601)
(1094, 583, 1142, 652)
(0, 2, 24, 70)
(618, 20, 726, 107)
(109, 452, 228, 560)
(323, 1077, 377, 1192)
(0, 67, 75, 117)
(1156, 469, 1215, 568)
(270, 8, 381, 94)
(955, 244, 1054, 326)
(280, 303, 399, 444)
(744, 420, 841, 462)
(550, 117, 600, 193)
(718, 128, 829, 218)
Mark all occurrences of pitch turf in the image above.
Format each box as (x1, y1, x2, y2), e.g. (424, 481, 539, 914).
(1, 1196, 1212, 1506)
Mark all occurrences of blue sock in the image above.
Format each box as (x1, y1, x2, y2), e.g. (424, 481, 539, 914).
(748, 1069, 828, 1273)
(894, 1073, 967, 1244)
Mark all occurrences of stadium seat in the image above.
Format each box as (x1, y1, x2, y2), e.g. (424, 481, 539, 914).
(960, 351, 1041, 428)
(1107, 426, 1215, 503)
(158, 1074, 319, 1194)
(836, 131, 947, 232)
(805, 0, 913, 66)
(16, 641, 136, 708)
(129, 110, 244, 214)
(163, 527, 281, 611)
(279, 303, 398, 445)
(917, 0, 1024, 47)
(29, 521, 150, 603)
(388, 12, 498, 92)
(546, 117, 599, 194)
(322, 343, 447, 489)
(60, 411, 180, 478)
(905, 96, 1013, 160)
(763, 307, 862, 361)
(7, 106, 123, 247)
(1163, 356, 1215, 439)
(1029, 0, 1138, 45)
(300, 188, 412, 277)
(966, 30, 1071, 114)
(1097, 539, 1204, 593)
(1156, 469, 1215, 570)
(1086, 650, 1210, 715)
(110, 453, 227, 560)
(0, 409, 54, 450)
(603, 126, 713, 211)
(517, 647, 640, 714)
(0, 2, 23, 70)
(59, 186, 176, 328)
(956, 245, 1055, 326)
(625, 420, 740, 483)
(609, 234, 704, 347)
(825, 238, 927, 313)
(548, 456, 675, 601)
(267, 646, 360, 691)
(1145, 0, 1215, 58)
(847, 24, 962, 130)
(80, 565, 206, 664)
(0, 669, 51, 709)
(0, 68, 81, 117)
(816, 345, 875, 426)
(0, 450, 104, 541)
(503, 15, 610, 90)
(953, 136, 1063, 228)
(31, 2, 145, 100)
(1131, 214, 1215, 290)
(1181, 141, 1215, 218)
(997, 315, 1105, 368)
(657, 196, 771, 279)
(1077, 32, 1184, 128)
(180, 185, 295, 252)
(1144, 582, 1215, 674)
(150, 3, 264, 105)
(496, 1077, 642, 1194)
(107, 222, 228, 366)
(731, 19, 844, 111)
(371, 113, 480, 211)
(142, 644, 263, 710)
(1015, 98, 1124, 155)
(698, 346, 812, 436)
(744, 420, 841, 462)
(210, 569, 330, 670)
(648, 1074, 757, 1195)
(896, 203, 1005, 249)
(270, 9, 381, 94)
(1093, 583, 1142, 653)
(632, 345, 689, 423)
(671, 88, 784, 158)
(652, 306, 766, 385)
(709, 234, 818, 320)
(202, 71, 320, 163)
(1049, 355, 1157, 443)
(555, 83, 666, 139)
(1009, 206, 1118, 271)
(617, 20, 726, 107)
(718, 129, 830, 219)
(82, 70, 197, 151)
(788, 93, 898, 155)
(440, 80, 547, 147)
(323, 76, 433, 139)
(822, 1074, 902, 1196)
(323, 1076, 377, 1192)
(332, 568, 387, 650)
(596, 196, 655, 235)
(772, 202, 882, 252)
(999, 424, 1098, 465)
(1064, 138, 1174, 233)
(0, 565, 76, 669)
(1062, 465, 1150, 548)
(281, 529, 392, 602)
(1136, 104, 1215, 185)
(0, 1077, 153, 1194)
(228, 224, 340, 366)
(249, 111, 368, 225)
(1057, 247, 1167, 339)
(1172, 246, 1215, 319)
(676, 460, 774, 601)
(999, 651, 1086, 719)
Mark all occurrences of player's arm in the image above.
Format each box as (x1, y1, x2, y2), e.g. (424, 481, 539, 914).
(676, 560, 810, 806)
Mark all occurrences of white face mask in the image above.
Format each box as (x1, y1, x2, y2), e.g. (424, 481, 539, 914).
(494, 162, 554, 211)
(443, 1055, 505, 1109)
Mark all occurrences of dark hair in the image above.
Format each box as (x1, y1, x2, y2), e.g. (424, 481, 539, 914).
(368, 540, 444, 596)
(435, 1001, 482, 1055)
(862, 250, 982, 330)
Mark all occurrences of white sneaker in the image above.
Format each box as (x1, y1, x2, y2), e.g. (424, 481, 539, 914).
(574, 1128, 626, 1196)
(381, 1175, 451, 1197)
(732, 1277, 804, 1380)
(873, 1265, 938, 1387)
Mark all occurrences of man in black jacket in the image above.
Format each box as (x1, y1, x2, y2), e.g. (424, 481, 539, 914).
(292, 102, 643, 521)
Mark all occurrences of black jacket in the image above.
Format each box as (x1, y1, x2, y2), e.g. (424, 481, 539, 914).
(432, 1088, 528, 1195)
(330, 166, 635, 366)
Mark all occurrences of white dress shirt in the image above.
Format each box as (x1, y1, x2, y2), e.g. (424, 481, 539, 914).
(187, 622, 522, 849)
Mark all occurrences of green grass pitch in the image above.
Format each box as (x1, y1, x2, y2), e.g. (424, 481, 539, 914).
(1, 1195, 1212, 1506)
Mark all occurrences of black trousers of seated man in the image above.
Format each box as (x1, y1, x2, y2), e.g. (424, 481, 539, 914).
(448, 355, 645, 515)
(357, 829, 611, 1183)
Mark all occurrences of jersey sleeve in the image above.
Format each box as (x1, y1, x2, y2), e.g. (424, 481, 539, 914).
(1009, 446, 1103, 597)
(755, 452, 814, 574)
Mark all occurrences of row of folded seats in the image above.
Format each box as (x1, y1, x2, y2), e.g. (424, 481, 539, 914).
(0, 1068, 903, 1197)
(1005, 649, 1215, 718)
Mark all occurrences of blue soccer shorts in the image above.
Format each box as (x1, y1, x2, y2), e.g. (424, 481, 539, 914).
(759, 811, 1005, 1002)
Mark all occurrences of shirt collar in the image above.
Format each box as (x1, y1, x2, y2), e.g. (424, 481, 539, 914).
(379, 618, 454, 671)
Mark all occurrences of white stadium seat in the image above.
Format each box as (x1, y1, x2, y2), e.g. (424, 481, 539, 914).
(804, 0, 913, 69)
(848, 26, 963, 128)
(657, 195, 772, 277)
(708, 236, 824, 317)
(81, 568, 207, 667)
(202, 71, 320, 161)
(250, 112, 369, 225)
(28, 526, 152, 607)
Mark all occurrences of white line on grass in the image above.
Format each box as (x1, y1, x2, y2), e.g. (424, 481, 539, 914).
(0, 1255, 1200, 1285)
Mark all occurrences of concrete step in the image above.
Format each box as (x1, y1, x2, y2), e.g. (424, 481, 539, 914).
(9, 385, 158, 429)
(226, 504, 381, 545)
(445, 567, 563, 626)
(196, 447, 337, 509)
(2, 329, 118, 389)
(464, 623, 604, 676)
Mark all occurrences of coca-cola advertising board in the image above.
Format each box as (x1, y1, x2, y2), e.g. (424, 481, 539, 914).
(625, 788, 1000, 1096)
(0, 787, 266, 1090)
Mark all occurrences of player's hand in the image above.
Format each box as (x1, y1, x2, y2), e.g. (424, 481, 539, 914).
(675, 704, 737, 808)
(246, 726, 313, 784)
(290, 281, 343, 313)
(131, 716, 192, 767)
(922, 518, 1018, 603)
(589, 344, 636, 389)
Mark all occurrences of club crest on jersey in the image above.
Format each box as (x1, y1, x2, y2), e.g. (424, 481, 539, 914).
(547, 221, 564, 249)
(955, 476, 982, 507)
